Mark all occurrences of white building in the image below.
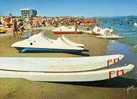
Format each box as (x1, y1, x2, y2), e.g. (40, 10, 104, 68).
(20, 8, 37, 17)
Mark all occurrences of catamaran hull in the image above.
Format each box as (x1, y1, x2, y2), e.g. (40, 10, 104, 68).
(0, 54, 124, 72)
(15, 47, 84, 53)
(0, 64, 134, 82)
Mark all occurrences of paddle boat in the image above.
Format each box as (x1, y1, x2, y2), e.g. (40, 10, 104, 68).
(11, 33, 84, 53)
(93, 26, 122, 39)
(0, 64, 133, 82)
(0, 54, 124, 71)
(92, 26, 113, 35)
(0, 54, 131, 82)
(52, 26, 82, 34)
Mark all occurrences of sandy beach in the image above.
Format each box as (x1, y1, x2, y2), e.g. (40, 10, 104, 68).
(0, 30, 137, 99)
(0, 0, 137, 98)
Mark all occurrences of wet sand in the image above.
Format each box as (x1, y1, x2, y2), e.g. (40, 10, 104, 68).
(0, 31, 137, 99)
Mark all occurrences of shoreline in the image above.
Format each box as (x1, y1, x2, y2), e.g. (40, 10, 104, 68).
(106, 40, 137, 80)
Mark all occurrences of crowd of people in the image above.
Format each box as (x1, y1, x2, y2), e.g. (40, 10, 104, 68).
(0, 16, 97, 37)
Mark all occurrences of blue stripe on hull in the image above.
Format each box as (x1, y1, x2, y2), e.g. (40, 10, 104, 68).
(15, 47, 83, 53)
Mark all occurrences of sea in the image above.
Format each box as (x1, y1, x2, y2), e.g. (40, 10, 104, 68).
(100, 16, 137, 80)
(100, 16, 137, 52)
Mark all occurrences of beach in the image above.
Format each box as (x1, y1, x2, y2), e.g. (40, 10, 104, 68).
(0, 0, 137, 98)
(0, 30, 137, 99)
(0, 78, 136, 99)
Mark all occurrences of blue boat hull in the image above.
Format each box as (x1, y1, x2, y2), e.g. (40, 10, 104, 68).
(15, 47, 84, 53)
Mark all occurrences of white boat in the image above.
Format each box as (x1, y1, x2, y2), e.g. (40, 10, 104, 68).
(11, 33, 84, 53)
(0, 55, 131, 82)
(96, 34, 123, 39)
(92, 26, 103, 35)
(93, 26, 122, 39)
(35, 34, 84, 47)
(0, 54, 124, 72)
(0, 64, 133, 82)
(60, 35, 84, 47)
(52, 26, 82, 34)
(93, 26, 113, 35)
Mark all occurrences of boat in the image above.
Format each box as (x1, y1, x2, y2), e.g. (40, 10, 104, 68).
(0, 64, 133, 82)
(0, 54, 124, 71)
(92, 26, 113, 35)
(92, 26, 103, 35)
(60, 35, 84, 47)
(52, 26, 82, 34)
(11, 33, 84, 53)
(0, 55, 131, 82)
(96, 34, 123, 39)
(93, 26, 122, 39)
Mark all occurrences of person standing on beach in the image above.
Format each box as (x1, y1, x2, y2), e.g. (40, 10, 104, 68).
(13, 19, 18, 38)
(18, 20, 25, 36)
(74, 22, 78, 32)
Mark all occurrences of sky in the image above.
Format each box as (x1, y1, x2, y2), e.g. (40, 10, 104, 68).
(0, 0, 137, 17)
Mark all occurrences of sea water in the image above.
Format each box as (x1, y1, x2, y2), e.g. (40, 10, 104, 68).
(100, 16, 137, 53)
(100, 16, 137, 79)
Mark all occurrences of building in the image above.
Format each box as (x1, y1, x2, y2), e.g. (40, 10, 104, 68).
(20, 8, 37, 17)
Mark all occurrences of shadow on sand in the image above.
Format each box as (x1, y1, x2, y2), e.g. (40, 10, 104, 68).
(56, 77, 137, 88)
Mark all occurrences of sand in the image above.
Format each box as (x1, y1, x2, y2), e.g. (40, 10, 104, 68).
(0, 31, 137, 99)
(0, 78, 137, 99)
